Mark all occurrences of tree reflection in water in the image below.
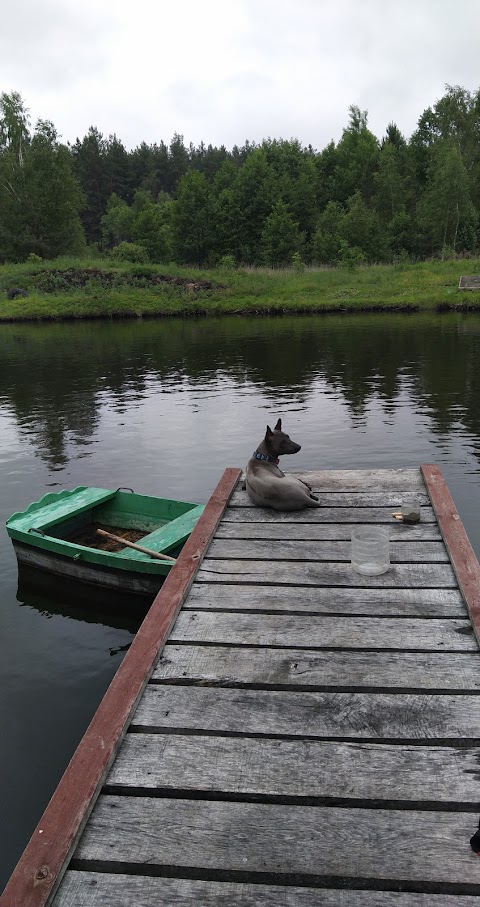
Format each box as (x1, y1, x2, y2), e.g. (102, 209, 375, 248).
(1, 313, 479, 468)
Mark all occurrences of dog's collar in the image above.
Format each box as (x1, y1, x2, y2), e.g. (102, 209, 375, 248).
(253, 450, 279, 465)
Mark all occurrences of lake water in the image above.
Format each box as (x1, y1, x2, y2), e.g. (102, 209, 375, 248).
(1, 312, 480, 889)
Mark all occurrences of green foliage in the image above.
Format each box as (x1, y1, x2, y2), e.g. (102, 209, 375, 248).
(27, 252, 42, 263)
(387, 211, 416, 257)
(218, 254, 236, 271)
(417, 141, 477, 254)
(101, 193, 133, 247)
(439, 245, 456, 262)
(172, 170, 212, 264)
(336, 241, 366, 271)
(373, 142, 409, 219)
(130, 190, 172, 262)
(341, 192, 386, 262)
(101, 190, 172, 263)
(210, 187, 241, 259)
(0, 90, 30, 162)
(261, 139, 317, 236)
(311, 201, 344, 264)
(0, 96, 85, 262)
(70, 127, 109, 244)
(108, 241, 149, 263)
(291, 251, 305, 273)
(34, 271, 72, 293)
(330, 106, 380, 203)
(3, 85, 480, 269)
(260, 201, 301, 266)
(233, 149, 276, 262)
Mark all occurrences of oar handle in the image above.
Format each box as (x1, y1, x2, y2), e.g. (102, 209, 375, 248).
(96, 528, 177, 562)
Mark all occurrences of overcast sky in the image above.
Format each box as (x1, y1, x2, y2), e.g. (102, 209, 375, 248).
(1, 0, 480, 152)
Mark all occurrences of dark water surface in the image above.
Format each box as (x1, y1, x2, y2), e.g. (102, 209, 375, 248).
(1, 313, 480, 888)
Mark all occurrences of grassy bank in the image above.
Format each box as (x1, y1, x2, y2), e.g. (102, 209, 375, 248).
(1, 255, 480, 322)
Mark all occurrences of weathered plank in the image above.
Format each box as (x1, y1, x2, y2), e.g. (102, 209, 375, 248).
(73, 796, 480, 886)
(229, 490, 431, 507)
(197, 560, 457, 587)
(53, 873, 480, 907)
(108, 733, 480, 804)
(133, 686, 480, 739)
(216, 521, 443, 541)
(185, 583, 465, 616)
(185, 583, 466, 616)
(293, 468, 425, 490)
(154, 645, 480, 690)
(207, 539, 449, 562)
(169, 612, 475, 650)
(221, 506, 437, 523)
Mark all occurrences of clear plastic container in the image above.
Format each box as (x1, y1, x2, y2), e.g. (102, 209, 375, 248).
(351, 526, 390, 576)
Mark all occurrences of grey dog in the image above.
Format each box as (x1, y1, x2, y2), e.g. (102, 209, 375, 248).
(245, 419, 320, 511)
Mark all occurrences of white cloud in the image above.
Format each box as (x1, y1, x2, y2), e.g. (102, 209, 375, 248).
(0, 0, 479, 149)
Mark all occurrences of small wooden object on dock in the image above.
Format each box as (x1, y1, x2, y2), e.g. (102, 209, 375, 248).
(96, 528, 176, 562)
(458, 275, 480, 290)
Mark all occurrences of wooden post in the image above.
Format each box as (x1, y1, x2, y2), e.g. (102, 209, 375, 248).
(421, 463, 480, 648)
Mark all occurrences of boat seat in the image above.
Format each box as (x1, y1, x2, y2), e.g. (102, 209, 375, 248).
(119, 505, 205, 560)
(6, 487, 116, 533)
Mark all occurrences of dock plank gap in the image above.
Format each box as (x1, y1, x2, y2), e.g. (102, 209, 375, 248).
(2, 465, 480, 907)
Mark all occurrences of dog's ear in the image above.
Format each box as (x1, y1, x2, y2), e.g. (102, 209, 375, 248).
(265, 425, 273, 438)
(274, 418, 282, 431)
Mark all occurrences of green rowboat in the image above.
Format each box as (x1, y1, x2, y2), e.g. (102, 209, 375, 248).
(6, 486, 204, 596)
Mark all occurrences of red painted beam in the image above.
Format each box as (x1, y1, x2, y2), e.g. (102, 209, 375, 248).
(0, 467, 242, 907)
(421, 464, 480, 647)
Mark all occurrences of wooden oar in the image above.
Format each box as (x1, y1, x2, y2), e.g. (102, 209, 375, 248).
(96, 528, 177, 562)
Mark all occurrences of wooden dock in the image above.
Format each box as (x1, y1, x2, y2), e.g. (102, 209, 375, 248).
(3, 465, 480, 906)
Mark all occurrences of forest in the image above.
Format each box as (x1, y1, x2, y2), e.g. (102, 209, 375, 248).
(0, 85, 479, 268)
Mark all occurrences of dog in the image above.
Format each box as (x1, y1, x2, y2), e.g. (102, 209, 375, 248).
(245, 418, 320, 511)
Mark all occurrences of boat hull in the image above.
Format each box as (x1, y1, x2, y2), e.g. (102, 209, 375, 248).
(12, 541, 165, 596)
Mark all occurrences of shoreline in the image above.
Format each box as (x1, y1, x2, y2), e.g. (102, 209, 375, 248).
(4, 304, 480, 326)
(1, 257, 480, 323)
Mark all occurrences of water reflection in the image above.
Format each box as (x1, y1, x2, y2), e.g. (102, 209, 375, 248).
(1, 314, 479, 470)
(16, 566, 148, 632)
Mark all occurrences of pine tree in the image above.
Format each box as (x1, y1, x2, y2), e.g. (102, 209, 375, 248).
(331, 106, 380, 203)
(70, 127, 109, 244)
